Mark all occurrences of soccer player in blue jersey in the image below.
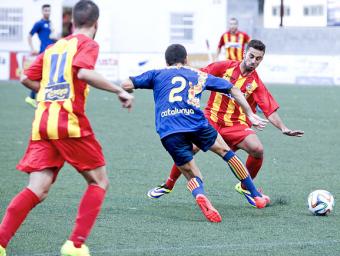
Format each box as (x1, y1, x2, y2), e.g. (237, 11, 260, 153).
(26, 4, 56, 108)
(121, 44, 270, 223)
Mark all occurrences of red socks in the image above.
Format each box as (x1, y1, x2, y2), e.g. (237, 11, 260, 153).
(69, 184, 106, 248)
(0, 185, 106, 249)
(0, 188, 40, 248)
(165, 164, 182, 189)
(246, 155, 263, 179)
(241, 155, 263, 190)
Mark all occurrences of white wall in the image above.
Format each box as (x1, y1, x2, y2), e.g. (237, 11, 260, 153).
(264, 0, 327, 28)
(94, 0, 227, 54)
(0, 0, 62, 52)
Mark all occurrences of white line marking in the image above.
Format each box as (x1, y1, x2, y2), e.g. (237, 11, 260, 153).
(12, 239, 340, 256)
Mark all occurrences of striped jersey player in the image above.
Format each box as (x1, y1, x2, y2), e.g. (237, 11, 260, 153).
(217, 17, 251, 61)
(122, 44, 270, 223)
(148, 40, 304, 208)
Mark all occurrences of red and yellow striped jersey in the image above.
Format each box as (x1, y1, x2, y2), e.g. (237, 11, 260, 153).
(25, 34, 99, 141)
(217, 31, 250, 61)
(203, 60, 279, 127)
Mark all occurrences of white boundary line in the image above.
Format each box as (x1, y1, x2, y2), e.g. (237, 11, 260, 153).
(11, 239, 340, 256)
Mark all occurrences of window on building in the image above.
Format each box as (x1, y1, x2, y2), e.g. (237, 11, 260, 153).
(0, 8, 23, 41)
(170, 13, 193, 42)
(304, 5, 324, 16)
(272, 6, 290, 16)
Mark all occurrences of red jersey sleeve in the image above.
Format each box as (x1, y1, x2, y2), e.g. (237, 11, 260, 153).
(24, 53, 44, 81)
(244, 32, 251, 44)
(200, 61, 231, 78)
(217, 33, 225, 49)
(252, 76, 280, 117)
(73, 40, 99, 70)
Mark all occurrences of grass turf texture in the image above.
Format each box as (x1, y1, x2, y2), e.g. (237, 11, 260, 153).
(0, 81, 339, 256)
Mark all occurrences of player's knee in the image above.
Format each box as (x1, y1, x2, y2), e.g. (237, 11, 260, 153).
(90, 177, 109, 191)
(249, 144, 264, 157)
(31, 187, 50, 201)
(192, 145, 200, 154)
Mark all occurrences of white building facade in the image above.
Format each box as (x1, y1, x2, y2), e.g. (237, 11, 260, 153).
(264, 0, 328, 28)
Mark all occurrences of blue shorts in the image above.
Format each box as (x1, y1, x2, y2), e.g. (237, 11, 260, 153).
(161, 125, 218, 166)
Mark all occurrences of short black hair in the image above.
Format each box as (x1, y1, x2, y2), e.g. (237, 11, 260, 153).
(42, 4, 50, 9)
(229, 17, 238, 23)
(73, 0, 99, 28)
(165, 44, 187, 66)
(246, 39, 266, 53)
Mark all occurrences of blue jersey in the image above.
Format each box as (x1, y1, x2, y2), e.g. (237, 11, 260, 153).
(131, 66, 233, 138)
(30, 19, 55, 53)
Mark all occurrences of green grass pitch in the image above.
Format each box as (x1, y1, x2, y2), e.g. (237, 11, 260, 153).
(0, 81, 339, 255)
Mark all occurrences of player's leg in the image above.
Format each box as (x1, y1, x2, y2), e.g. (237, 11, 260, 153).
(0, 169, 55, 249)
(160, 133, 221, 222)
(217, 125, 269, 206)
(147, 144, 200, 199)
(237, 134, 264, 181)
(61, 166, 108, 255)
(177, 160, 221, 223)
(209, 133, 268, 208)
(0, 139, 62, 250)
(233, 135, 269, 204)
(57, 136, 107, 254)
(68, 166, 108, 247)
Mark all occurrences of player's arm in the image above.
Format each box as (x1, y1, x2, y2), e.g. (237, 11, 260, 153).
(20, 73, 40, 92)
(216, 35, 225, 60)
(121, 79, 135, 93)
(28, 22, 39, 55)
(267, 111, 304, 137)
(253, 79, 303, 136)
(20, 52, 44, 91)
(205, 74, 267, 129)
(121, 70, 155, 92)
(230, 86, 267, 130)
(78, 68, 133, 109)
(27, 35, 38, 55)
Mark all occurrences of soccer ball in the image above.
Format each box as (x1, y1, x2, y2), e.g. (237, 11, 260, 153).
(307, 190, 335, 216)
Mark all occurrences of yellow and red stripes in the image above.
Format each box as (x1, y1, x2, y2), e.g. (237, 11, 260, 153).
(227, 155, 249, 180)
(205, 63, 258, 128)
(187, 178, 200, 192)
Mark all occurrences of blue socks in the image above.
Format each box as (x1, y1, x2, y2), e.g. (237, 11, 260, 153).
(223, 150, 261, 198)
(187, 176, 205, 198)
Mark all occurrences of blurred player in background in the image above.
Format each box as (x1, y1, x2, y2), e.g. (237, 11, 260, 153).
(148, 40, 304, 207)
(25, 4, 56, 108)
(216, 17, 251, 61)
(122, 44, 270, 223)
(0, 1, 133, 256)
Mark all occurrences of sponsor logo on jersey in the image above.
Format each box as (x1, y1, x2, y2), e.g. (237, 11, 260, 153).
(161, 108, 195, 117)
(225, 42, 241, 48)
(44, 82, 70, 101)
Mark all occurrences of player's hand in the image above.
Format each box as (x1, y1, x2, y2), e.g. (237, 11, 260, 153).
(282, 128, 304, 137)
(247, 113, 268, 131)
(118, 90, 134, 110)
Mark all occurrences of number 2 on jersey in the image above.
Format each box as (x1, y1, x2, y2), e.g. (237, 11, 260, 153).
(169, 76, 186, 102)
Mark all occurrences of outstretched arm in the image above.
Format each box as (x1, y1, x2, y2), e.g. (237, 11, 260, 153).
(267, 111, 304, 137)
(121, 79, 135, 93)
(230, 86, 268, 130)
(78, 68, 133, 110)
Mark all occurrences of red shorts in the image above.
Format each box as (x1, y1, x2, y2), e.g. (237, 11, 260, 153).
(17, 135, 106, 181)
(209, 121, 255, 151)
